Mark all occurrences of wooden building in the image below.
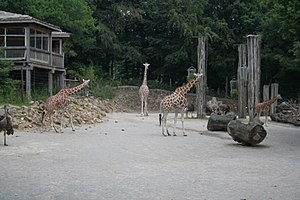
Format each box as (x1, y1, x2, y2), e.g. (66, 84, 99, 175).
(0, 11, 70, 99)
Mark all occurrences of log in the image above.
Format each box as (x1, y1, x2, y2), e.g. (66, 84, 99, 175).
(269, 101, 300, 126)
(270, 113, 300, 126)
(207, 114, 237, 131)
(227, 119, 267, 146)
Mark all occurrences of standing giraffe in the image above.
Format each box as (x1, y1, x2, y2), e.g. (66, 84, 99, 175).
(139, 63, 150, 116)
(41, 79, 90, 133)
(159, 72, 203, 136)
(255, 94, 282, 126)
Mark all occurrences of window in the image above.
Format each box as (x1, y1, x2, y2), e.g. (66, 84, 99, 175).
(52, 40, 60, 53)
(36, 31, 42, 49)
(0, 38, 4, 46)
(0, 28, 4, 46)
(30, 29, 49, 51)
(0, 27, 25, 47)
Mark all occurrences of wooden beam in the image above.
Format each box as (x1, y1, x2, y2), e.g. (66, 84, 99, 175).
(193, 36, 207, 118)
(247, 35, 261, 121)
(237, 44, 247, 118)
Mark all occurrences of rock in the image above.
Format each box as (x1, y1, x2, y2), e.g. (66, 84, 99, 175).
(9, 97, 115, 131)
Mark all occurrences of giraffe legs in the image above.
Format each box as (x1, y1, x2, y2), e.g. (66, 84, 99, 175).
(161, 112, 171, 136)
(264, 114, 268, 127)
(264, 108, 270, 127)
(58, 109, 75, 133)
(173, 112, 178, 136)
(144, 99, 148, 116)
(41, 111, 59, 133)
(65, 109, 75, 131)
(180, 111, 186, 136)
(162, 111, 186, 137)
(140, 99, 144, 116)
(140, 98, 149, 116)
(172, 111, 186, 136)
(51, 114, 60, 133)
(4, 131, 7, 146)
(41, 109, 75, 133)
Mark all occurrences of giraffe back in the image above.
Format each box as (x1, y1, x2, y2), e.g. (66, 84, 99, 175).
(161, 92, 187, 111)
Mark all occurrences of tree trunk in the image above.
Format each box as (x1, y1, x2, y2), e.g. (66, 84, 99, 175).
(227, 119, 267, 146)
(207, 114, 236, 131)
(270, 113, 300, 126)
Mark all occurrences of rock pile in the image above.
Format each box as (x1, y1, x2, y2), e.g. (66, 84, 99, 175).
(270, 101, 300, 126)
(2, 97, 115, 132)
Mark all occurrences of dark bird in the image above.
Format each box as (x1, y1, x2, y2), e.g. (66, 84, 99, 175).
(0, 105, 14, 146)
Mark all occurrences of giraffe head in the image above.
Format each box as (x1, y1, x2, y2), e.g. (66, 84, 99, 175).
(82, 79, 90, 87)
(277, 94, 282, 100)
(143, 62, 150, 70)
(192, 71, 203, 82)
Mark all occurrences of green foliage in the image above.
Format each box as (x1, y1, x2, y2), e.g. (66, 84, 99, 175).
(259, 0, 300, 98)
(92, 83, 116, 100)
(0, 0, 299, 99)
(0, 59, 22, 104)
(148, 80, 176, 91)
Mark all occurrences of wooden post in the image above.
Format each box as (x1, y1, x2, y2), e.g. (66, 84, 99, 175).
(247, 35, 261, 121)
(237, 44, 247, 118)
(60, 72, 65, 89)
(263, 85, 269, 102)
(21, 64, 24, 102)
(270, 83, 279, 114)
(194, 36, 207, 118)
(25, 63, 31, 100)
(48, 70, 54, 96)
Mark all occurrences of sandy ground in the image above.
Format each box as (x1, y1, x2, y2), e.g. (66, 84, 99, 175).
(0, 112, 299, 200)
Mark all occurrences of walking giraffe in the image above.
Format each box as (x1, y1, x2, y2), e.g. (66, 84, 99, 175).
(159, 72, 203, 136)
(41, 79, 90, 133)
(254, 94, 282, 126)
(139, 63, 150, 116)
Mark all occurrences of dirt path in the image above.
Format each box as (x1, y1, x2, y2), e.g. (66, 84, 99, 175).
(1, 112, 300, 200)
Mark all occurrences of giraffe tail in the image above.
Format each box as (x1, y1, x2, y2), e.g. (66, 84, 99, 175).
(41, 111, 46, 125)
(159, 113, 162, 126)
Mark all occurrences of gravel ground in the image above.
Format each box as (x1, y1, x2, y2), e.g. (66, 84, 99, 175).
(0, 112, 299, 200)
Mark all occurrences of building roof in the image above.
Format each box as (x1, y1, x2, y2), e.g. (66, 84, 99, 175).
(0, 11, 62, 32)
(52, 31, 70, 38)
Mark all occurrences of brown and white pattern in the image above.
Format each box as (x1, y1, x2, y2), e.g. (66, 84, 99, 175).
(255, 94, 282, 126)
(139, 63, 150, 116)
(41, 79, 90, 132)
(159, 72, 203, 136)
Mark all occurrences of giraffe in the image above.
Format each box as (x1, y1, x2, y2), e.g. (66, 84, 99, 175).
(254, 94, 282, 126)
(41, 79, 90, 133)
(139, 63, 150, 116)
(159, 72, 203, 136)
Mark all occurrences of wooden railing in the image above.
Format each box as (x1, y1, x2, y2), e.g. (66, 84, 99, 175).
(30, 48, 50, 64)
(0, 47, 64, 68)
(52, 53, 64, 68)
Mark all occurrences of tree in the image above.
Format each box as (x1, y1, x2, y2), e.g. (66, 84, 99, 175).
(0, 59, 20, 99)
(259, 0, 300, 98)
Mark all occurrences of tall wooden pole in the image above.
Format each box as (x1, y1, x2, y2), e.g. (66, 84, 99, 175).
(193, 36, 207, 118)
(237, 44, 247, 118)
(25, 63, 31, 100)
(247, 35, 261, 121)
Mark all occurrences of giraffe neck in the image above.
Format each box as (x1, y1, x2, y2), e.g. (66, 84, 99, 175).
(64, 82, 88, 96)
(266, 95, 279, 106)
(175, 78, 198, 95)
(142, 67, 148, 85)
